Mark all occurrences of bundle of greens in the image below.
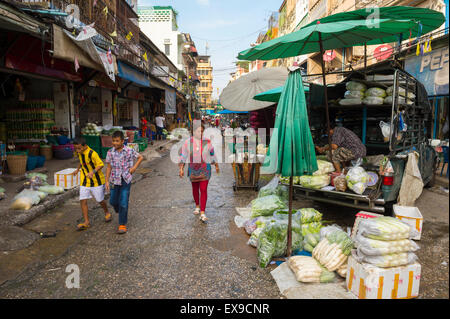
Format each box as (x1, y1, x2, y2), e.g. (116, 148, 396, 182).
(251, 195, 287, 218)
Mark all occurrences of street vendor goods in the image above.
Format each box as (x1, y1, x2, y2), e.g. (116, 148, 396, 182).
(354, 251, 418, 268)
(344, 91, 364, 99)
(38, 185, 65, 195)
(363, 96, 384, 105)
(355, 234, 420, 256)
(313, 160, 335, 176)
(298, 208, 322, 224)
(386, 85, 416, 99)
(365, 87, 387, 98)
(288, 256, 336, 283)
(313, 228, 353, 272)
(251, 195, 287, 218)
(257, 219, 303, 268)
(339, 98, 362, 105)
(258, 176, 289, 201)
(10, 197, 33, 210)
(356, 216, 419, 241)
(303, 233, 322, 253)
(334, 175, 347, 192)
(345, 161, 370, 195)
(336, 263, 348, 278)
(300, 175, 330, 189)
(346, 81, 367, 92)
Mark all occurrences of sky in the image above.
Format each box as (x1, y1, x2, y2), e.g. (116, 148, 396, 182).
(139, 0, 281, 100)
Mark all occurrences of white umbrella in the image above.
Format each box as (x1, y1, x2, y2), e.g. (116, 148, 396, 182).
(219, 67, 288, 112)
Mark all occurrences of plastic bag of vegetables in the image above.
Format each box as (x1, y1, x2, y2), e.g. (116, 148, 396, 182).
(313, 228, 354, 271)
(355, 234, 420, 256)
(346, 81, 367, 92)
(303, 233, 322, 253)
(365, 87, 387, 98)
(251, 195, 287, 218)
(356, 216, 419, 241)
(288, 256, 336, 283)
(302, 222, 323, 237)
(244, 216, 273, 235)
(344, 91, 365, 99)
(363, 96, 384, 105)
(26, 173, 48, 182)
(10, 197, 33, 210)
(313, 160, 335, 176)
(300, 175, 330, 189)
(38, 185, 65, 195)
(345, 161, 369, 195)
(14, 189, 45, 206)
(273, 209, 302, 225)
(257, 219, 303, 268)
(258, 176, 280, 198)
(247, 217, 276, 247)
(354, 250, 418, 268)
(298, 208, 322, 224)
(386, 86, 416, 99)
(339, 98, 362, 105)
(334, 175, 347, 192)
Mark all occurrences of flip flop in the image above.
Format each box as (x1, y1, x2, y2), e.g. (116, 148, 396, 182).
(105, 213, 112, 223)
(193, 208, 200, 215)
(117, 225, 127, 234)
(200, 213, 208, 223)
(77, 223, 90, 231)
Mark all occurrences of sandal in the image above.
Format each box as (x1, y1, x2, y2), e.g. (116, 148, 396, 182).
(105, 212, 112, 223)
(117, 225, 127, 234)
(193, 208, 200, 215)
(200, 213, 208, 223)
(77, 222, 90, 231)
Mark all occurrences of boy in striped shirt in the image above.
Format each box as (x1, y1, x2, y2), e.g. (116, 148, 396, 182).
(73, 137, 112, 231)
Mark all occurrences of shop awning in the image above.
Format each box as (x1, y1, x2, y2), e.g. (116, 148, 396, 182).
(117, 61, 150, 87)
(0, 2, 49, 37)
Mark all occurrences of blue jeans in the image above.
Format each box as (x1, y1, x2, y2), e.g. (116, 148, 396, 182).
(110, 178, 131, 225)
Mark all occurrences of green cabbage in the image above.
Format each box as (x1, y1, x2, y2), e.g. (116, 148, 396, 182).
(298, 208, 323, 223)
(300, 175, 330, 189)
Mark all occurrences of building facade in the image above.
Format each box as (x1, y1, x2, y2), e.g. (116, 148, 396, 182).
(197, 55, 213, 109)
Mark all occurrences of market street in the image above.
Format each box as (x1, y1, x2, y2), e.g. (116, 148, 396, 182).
(0, 145, 448, 299)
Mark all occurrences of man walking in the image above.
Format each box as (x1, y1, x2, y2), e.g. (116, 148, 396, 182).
(105, 131, 144, 234)
(155, 113, 165, 141)
(73, 137, 111, 230)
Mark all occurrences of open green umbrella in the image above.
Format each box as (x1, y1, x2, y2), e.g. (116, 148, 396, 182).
(253, 84, 309, 103)
(262, 68, 317, 256)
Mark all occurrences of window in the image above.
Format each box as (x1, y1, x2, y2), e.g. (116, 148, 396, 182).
(165, 44, 171, 55)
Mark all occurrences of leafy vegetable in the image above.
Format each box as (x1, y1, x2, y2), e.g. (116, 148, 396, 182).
(298, 208, 322, 224)
(300, 175, 330, 189)
(251, 195, 287, 218)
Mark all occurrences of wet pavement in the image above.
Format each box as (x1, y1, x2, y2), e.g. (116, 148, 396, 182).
(0, 145, 448, 299)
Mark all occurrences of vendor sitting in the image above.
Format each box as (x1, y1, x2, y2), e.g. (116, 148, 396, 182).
(315, 124, 366, 173)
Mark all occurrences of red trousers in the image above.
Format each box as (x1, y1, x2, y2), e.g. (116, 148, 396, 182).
(192, 180, 209, 212)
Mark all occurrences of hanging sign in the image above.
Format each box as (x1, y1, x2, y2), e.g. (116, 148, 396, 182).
(323, 50, 336, 62)
(374, 44, 393, 61)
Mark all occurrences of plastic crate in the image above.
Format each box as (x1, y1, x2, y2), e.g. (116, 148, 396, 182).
(82, 135, 101, 150)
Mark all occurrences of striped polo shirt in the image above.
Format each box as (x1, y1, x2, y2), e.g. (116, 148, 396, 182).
(78, 146, 106, 187)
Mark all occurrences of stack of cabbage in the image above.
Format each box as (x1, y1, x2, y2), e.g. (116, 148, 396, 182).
(353, 216, 420, 268)
(363, 87, 387, 105)
(257, 212, 303, 268)
(288, 256, 336, 283)
(297, 160, 334, 190)
(384, 85, 415, 105)
(339, 81, 367, 105)
(81, 123, 100, 136)
(313, 227, 354, 274)
(298, 208, 323, 252)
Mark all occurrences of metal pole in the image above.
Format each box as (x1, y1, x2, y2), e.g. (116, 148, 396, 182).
(286, 154, 294, 257)
(318, 33, 333, 160)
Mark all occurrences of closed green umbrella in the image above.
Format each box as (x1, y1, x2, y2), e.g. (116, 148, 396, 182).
(262, 68, 317, 256)
(254, 84, 309, 103)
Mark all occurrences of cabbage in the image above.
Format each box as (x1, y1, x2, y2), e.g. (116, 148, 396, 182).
(346, 81, 367, 91)
(298, 208, 322, 224)
(251, 195, 287, 218)
(365, 87, 387, 98)
(300, 175, 330, 189)
(301, 222, 323, 236)
(313, 160, 335, 176)
(339, 98, 362, 105)
(363, 96, 384, 105)
(345, 166, 369, 195)
(344, 90, 365, 99)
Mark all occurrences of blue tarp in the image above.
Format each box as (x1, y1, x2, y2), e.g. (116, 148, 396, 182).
(217, 110, 249, 114)
(117, 61, 150, 87)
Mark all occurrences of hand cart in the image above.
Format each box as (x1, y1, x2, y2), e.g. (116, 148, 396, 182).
(231, 161, 261, 191)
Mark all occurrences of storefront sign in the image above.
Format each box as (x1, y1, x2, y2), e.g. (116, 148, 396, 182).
(165, 88, 176, 114)
(405, 46, 449, 96)
(117, 61, 150, 87)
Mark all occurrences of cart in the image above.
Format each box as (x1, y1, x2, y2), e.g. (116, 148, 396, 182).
(231, 161, 261, 191)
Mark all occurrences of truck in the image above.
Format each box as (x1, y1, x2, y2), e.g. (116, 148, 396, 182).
(286, 60, 438, 215)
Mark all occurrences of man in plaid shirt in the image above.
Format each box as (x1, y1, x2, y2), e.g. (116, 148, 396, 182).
(105, 131, 144, 234)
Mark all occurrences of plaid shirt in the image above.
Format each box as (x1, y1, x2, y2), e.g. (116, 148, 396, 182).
(332, 127, 366, 159)
(105, 146, 139, 185)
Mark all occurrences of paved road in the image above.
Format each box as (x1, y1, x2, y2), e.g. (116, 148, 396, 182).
(0, 150, 281, 299)
(0, 145, 448, 298)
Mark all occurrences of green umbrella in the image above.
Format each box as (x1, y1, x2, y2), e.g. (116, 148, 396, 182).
(262, 68, 318, 256)
(254, 84, 309, 103)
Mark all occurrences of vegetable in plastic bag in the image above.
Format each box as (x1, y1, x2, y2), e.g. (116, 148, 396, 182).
(258, 176, 280, 198)
(345, 160, 370, 195)
(339, 98, 362, 105)
(334, 175, 347, 192)
(273, 209, 302, 225)
(298, 208, 322, 224)
(355, 233, 420, 256)
(37, 185, 65, 195)
(313, 160, 335, 176)
(10, 197, 33, 210)
(386, 86, 416, 99)
(365, 87, 387, 98)
(251, 195, 287, 218)
(354, 250, 418, 268)
(346, 81, 367, 92)
(313, 228, 354, 271)
(14, 189, 44, 205)
(384, 95, 414, 105)
(363, 96, 384, 105)
(257, 219, 303, 268)
(302, 222, 323, 237)
(300, 175, 330, 189)
(26, 173, 48, 182)
(344, 90, 365, 99)
(303, 233, 322, 252)
(288, 256, 336, 283)
(356, 216, 419, 241)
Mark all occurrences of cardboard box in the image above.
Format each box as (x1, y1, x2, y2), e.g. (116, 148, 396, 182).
(393, 205, 423, 240)
(346, 254, 421, 299)
(54, 168, 80, 189)
(351, 211, 384, 240)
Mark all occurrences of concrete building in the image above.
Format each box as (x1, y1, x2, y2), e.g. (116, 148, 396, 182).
(197, 56, 213, 108)
(138, 6, 185, 70)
